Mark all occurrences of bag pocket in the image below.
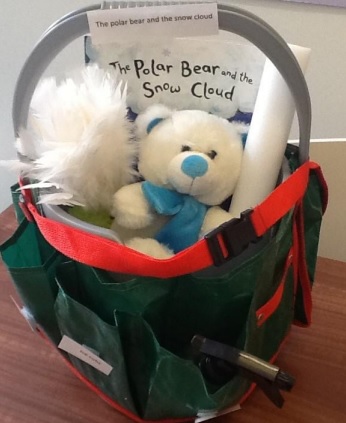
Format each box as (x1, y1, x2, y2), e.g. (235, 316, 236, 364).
(52, 261, 251, 420)
(54, 267, 138, 415)
(0, 219, 63, 343)
(117, 309, 253, 421)
(246, 249, 295, 360)
(54, 260, 175, 321)
(54, 261, 179, 416)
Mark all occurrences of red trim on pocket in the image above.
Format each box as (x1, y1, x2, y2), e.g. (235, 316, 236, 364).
(255, 250, 294, 327)
(292, 213, 300, 295)
(294, 205, 313, 327)
(290, 164, 328, 327)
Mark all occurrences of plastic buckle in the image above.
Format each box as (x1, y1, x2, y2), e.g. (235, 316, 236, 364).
(205, 209, 259, 267)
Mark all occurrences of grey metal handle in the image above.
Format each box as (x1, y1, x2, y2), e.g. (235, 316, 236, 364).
(12, 1, 311, 163)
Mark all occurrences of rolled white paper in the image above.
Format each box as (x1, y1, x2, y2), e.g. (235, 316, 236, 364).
(229, 44, 311, 217)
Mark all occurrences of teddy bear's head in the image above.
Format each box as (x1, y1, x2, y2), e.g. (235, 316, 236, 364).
(135, 105, 243, 206)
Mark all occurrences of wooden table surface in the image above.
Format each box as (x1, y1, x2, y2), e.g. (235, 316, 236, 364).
(1, 206, 345, 423)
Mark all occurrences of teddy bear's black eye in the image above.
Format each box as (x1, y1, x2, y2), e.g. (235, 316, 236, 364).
(208, 150, 217, 159)
(181, 145, 191, 152)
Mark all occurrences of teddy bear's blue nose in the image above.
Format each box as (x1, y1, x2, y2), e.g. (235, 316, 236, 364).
(181, 155, 208, 178)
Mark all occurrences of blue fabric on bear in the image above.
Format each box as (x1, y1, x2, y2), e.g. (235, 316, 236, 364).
(142, 181, 208, 253)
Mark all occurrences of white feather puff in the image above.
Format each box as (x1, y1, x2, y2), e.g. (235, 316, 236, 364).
(15, 65, 137, 211)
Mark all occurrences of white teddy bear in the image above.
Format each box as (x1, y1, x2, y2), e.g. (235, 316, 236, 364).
(111, 104, 244, 259)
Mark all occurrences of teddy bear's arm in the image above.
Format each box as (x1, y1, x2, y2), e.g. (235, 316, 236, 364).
(112, 182, 155, 229)
(200, 206, 233, 237)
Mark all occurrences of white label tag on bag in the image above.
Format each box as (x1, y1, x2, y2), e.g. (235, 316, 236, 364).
(87, 3, 218, 45)
(195, 404, 241, 422)
(58, 335, 113, 376)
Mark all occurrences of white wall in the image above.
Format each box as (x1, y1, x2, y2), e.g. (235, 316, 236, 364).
(229, 0, 346, 138)
(0, 0, 345, 260)
(309, 140, 346, 262)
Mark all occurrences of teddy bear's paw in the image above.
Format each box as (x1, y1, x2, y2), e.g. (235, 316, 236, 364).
(126, 237, 174, 259)
(114, 209, 154, 229)
(112, 183, 154, 229)
(200, 206, 233, 236)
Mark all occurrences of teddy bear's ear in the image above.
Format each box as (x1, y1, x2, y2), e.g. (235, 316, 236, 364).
(136, 104, 173, 138)
(147, 117, 164, 134)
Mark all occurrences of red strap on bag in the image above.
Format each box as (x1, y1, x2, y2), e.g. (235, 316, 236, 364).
(295, 202, 313, 326)
(24, 161, 318, 278)
(250, 161, 311, 235)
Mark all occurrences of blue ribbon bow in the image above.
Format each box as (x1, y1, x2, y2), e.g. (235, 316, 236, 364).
(142, 181, 208, 253)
